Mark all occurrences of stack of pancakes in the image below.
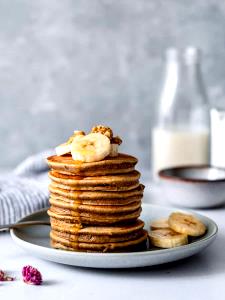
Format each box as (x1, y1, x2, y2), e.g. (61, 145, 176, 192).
(47, 153, 148, 252)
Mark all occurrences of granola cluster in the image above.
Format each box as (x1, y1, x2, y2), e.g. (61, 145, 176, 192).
(91, 125, 113, 139)
(91, 125, 122, 144)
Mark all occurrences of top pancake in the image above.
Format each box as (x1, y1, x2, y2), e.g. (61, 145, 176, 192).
(47, 153, 137, 176)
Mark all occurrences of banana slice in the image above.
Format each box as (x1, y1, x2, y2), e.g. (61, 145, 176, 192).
(55, 142, 72, 156)
(109, 144, 118, 157)
(168, 212, 206, 237)
(55, 131, 85, 156)
(71, 133, 111, 162)
(149, 228, 188, 248)
(150, 218, 169, 230)
(73, 130, 85, 138)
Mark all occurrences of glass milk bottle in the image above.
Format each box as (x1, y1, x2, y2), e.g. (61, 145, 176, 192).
(152, 47, 209, 178)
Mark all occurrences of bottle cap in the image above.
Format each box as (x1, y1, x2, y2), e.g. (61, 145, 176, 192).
(165, 48, 179, 61)
(184, 47, 201, 64)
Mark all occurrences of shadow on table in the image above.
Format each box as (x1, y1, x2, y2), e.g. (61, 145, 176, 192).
(42, 279, 61, 286)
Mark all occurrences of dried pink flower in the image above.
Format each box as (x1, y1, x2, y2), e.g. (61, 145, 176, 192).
(0, 269, 14, 281)
(22, 266, 42, 285)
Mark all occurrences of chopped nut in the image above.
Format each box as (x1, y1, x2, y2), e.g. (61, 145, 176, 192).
(91, 125, 113, 139)
(111, 136, 122, 145)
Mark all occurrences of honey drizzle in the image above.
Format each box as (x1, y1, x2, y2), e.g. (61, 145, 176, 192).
(71, 190, 82, 247)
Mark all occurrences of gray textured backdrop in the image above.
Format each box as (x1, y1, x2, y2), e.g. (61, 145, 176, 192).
(1, 0, 225, 169)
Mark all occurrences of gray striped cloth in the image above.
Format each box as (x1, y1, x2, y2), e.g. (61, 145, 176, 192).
(0, 150, 54, 225)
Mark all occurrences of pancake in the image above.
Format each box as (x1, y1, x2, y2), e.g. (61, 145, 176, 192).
(49, 183, 144, 201)
(48, 207, 142, 225)
(50, 181, 140, 192)
(50, 218, 146, 243)
(51, 229, 145, 243)
(48, 170, 140, 191)
(47, 153, 137, 176)
(49, 197, 141, 214)
(50, 218, 145, 235)
(50, 229, 148, 252)
(50, 192, 142, 206)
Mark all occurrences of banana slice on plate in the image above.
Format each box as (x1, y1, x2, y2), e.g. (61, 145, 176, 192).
(150, 218, 170, 230)
(149, 228, 188, 248)
(168, 212, 206, 237)
(71, 132, 111, 162)
(55, 131, 85, 156)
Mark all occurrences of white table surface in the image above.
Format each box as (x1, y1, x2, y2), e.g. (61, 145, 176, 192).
(0, 180, 225, 300)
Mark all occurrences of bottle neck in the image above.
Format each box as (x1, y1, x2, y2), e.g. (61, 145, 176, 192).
(180, 61, 205, 94)
(166, 58, 204, 90)
(158, 52, 208, 130)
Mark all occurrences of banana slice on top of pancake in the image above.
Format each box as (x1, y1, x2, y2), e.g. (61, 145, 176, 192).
(55, 131, 85, 156)
(55, 142, 71, 156)
(109, 144, 119, 157)
(71, 132, 111, 162)
(91, 125, 122, 158)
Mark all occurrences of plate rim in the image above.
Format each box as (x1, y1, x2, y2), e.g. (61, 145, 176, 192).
(10, 204, 218, 258)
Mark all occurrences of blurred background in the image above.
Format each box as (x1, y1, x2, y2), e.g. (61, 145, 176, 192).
(1, 0, 225, 170)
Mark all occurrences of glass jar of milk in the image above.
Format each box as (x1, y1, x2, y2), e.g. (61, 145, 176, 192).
(152, 47, 209, 178)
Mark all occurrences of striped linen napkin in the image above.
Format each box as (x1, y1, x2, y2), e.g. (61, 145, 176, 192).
(0, 150, 54, 225)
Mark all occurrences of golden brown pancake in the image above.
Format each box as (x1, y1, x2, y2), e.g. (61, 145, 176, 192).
(50, 229, 148, 252)
(48, 170, 140, 191)
(50, 181, 140, 192)
(50, 192, 142, 206)
(49, 183, 144, 201)
(50, 219, 145, 243)
(46, 153, 137, 176)
(50, 218, 145, 235)
(49, 197, 141, 214)
(48, 207, 142, 225)
(51, 229, 144, 243)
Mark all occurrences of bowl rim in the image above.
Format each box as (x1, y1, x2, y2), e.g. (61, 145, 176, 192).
(158, 165, 225, 183)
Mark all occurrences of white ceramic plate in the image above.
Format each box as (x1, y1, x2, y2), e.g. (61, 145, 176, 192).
(10, 204, 218, 269)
